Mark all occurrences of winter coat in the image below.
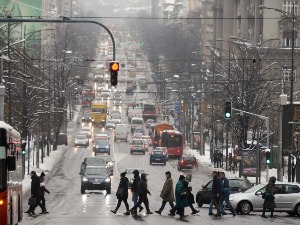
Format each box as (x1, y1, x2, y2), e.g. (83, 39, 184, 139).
(116, 177, 129, 200)
(221, 176, 230, 195)
(263, 182, 276, 209)
(131, 175, 140, 193)
(138, 177, 150, 196)
(160, 177, 175, 202)
(31, 174, 41, 197)
(212, 175, 222, 198)
(39, 176, 50, 196)
(175, 180, 188, 208)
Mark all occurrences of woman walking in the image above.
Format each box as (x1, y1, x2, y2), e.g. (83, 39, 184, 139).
(111, 172, 130, 215)
(261, 176, 277, 218)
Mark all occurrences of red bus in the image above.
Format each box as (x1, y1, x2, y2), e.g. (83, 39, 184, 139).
(0, 121, 23, 225)
(160, 130, 184, 157)
(142, 101, 156, 121)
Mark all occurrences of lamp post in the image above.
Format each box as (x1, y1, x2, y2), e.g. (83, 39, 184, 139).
(259, 3, 296, 182)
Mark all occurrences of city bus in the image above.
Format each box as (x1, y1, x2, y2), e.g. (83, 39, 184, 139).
(0, 121, 23, 225)
(141, 101, 156, 121)
(160, 130, 184, 158)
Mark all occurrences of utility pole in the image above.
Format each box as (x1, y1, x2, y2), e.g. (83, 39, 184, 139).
(0, 59, 4, 121)
(7, 22, 12, 124)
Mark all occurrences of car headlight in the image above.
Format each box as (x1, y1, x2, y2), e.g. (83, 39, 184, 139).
(107, 162, 113, 166)
(82, 176, 89, 182)
(104, 178, 110, 182)
(92, 119, 95, 121)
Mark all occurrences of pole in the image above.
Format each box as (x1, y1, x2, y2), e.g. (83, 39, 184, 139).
(27, 130, 31, 175)
(256, 118, 260, 185)
(7, 22, 12, 124)
(0, 58, 4, 121)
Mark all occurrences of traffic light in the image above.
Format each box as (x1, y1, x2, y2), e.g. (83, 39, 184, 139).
(266, 151, 271, 165)
(21, 142, 26, 155)
(109, 61, 119, 86)
(224, 100, 232, 119)
(180, 100, 184, 113)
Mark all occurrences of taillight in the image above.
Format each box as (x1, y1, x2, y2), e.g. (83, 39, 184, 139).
(181, 160, 183, 163)
(0, 199, 3, 205)
(130, 145, 133, 148)
(155, 141, 158, 144)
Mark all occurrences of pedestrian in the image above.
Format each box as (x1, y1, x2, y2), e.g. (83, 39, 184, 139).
(261, 176, 277, 218)
(219, 172, 236, 216)
(131, 170, 143, 214)
(130, 173, 153, 215)
(184, 174, 199, 215)
(211, 170, 222, 217)
(155, 171, 175, 215)
(111, 172, 130, 215)
(39, 172, 50, 214)
(169, 175, 189, 220)
(213, 152, 218, 167)
(229, 153, 233, 172)
(25, 171, 45, 216)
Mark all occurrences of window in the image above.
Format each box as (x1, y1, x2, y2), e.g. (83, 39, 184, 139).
(285, 184, 300, 193)
(283, 1, 298, 15)
(283, 68, 296, 81)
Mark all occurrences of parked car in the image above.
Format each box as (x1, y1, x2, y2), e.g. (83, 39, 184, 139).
(150, 149, 167, 165)
(196, 177, 252, 207)
(57, 133, 68, 146)
(97, 155, 114, 175)
(125, 168, 145, 188)
(146, 119, 155, 128)
(130, 139, 145, 154)
(228, 182, 300, 216)
(93, 139, 110, 155)
(177, 156, 198, 170)
(79, 166, 111, 194)
(74, 134, 89, 148)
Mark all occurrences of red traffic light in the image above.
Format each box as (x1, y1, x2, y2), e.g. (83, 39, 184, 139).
(110, 61, 119, 72)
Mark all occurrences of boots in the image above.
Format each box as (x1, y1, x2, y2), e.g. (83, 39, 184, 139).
(111, 209, 117, 214)
(124, 211, 130, 215)
(146, 210, 153, 214)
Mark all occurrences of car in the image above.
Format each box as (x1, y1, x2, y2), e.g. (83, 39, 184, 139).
(150, 150, 167, 165)
(94, 133, 109, 142)
(101, 91, 110, 99)
(113, 91, 122, 98)
(177, 156, 198, 170)
(94, 74, 104, 82)
(81, 127, 91, 138)
(196, 177, 252, 207)
(110, 118, 121, 125)
(133, 128, 144, 135)
(142, 135, 152, 146)
(154, 147, 168, 159)
(97, 85, 106, 92)
(146, 119, 155, 128)
(126, 86, 134, 95)
(228, 181, 300, 216)
(110, 110, 121, 120)
(82, 113, 92, 122)
(130, 139, 145, 154)
(125, 168, 145, 188)
(74, 134, 89, 148)
(113, 100, 122, 106)
(133, 132, 143, 139)
(57, 133, 68, 146)
(93, 139, 110, 155)
(97, 155, 114, 175)
(105, 120, 116, 130)
(79, 166, 111, 194)
(80, 157, 106, 174)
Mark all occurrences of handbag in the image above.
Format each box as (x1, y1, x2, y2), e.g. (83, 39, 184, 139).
(28, 197, 36, 206)
(180, 187, 189, 198)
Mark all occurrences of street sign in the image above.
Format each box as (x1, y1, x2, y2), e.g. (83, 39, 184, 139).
(174, 118, 180, 129)
(175, 101, 180, 114)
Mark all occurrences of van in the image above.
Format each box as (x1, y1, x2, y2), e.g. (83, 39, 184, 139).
(114, 124, 128, 142)
(111, 111, 121, 120)
(57, 133, 68, 146)
(131, 117, 144, 133)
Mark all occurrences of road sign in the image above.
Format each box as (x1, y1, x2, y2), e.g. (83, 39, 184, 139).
(174, 118, 180, 129)
(175, 101, 180, 114)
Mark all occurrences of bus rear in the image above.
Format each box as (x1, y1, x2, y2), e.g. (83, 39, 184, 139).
(160, 131, 184, 157)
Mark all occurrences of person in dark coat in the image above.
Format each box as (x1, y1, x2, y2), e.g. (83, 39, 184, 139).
(130, 173, 153, 215)
(169, 175, 188, 220)
(25, 171, 45, 215)
(219, 172, 236, 216)
(111, 172, 130, 215)
(211, 170, 222, 217)
(261, 176, 277, 218)
(184, 175, 199, 215)
(131, 170, 143, 213)
(155, 171, 175, 215)
(39, 172, 50, 214)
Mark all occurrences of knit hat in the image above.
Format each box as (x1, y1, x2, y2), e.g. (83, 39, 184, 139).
(132, 170, 139, 175)
(179, 175, 185, 180)
(40, 172, 45, 177)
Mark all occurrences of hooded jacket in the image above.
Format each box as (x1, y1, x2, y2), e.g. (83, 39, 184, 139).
(138, 174, 150, 196)
(31, 174, 41, 197)
(131, 172, 140, 193)
(116, 177, 129, 199)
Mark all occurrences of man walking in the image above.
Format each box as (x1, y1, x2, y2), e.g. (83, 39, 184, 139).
(111, 172, 130, 215)
(39, 172, 50, 214)
(219, 172, 236, 216)
(155, 171, 175, 215)
(211, 171, 222, 217)
(131, 170, 143, 213)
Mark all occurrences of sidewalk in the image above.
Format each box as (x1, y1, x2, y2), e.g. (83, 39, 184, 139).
(184, 143, 284, 184)
(22, 105, 82, 194)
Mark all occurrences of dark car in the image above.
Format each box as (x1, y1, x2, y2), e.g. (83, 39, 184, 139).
(177, 156, 198, 170)
(82, 113, 92, 122)
(57, 133, 68, 146)
(126, 86, 134, 95)
(79, 166, 111, 194)
(195, 178, 252, 207)
(80, 157, 106, 174)
(150, 150, 167, 165)
(93, 140, 110, 155)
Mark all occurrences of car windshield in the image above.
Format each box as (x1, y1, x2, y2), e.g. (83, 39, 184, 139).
(153, 151, 163, 155)
(98, 156, 112, 162)
(132, 140, 143, 145)
(95, 140, 108, 145)
(82, 128, 90, 132)
(142, 136, 150, 140)
(132, 120, 143, 124)
(183, 157, 196, 161)
(155, 147, 166, 151)
(134, 133, 143, 138)
(76, 135, 86, 139)
(86, 158, 105, 165)
(147, 120, 154, 123)
(244, 183, 266, 193)
(85, 168, 107, 176)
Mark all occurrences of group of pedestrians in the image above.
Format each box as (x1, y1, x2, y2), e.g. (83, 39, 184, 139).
(213, 151, 223, 168)
(111, 170, 199, 220)
(26, 171, 50, 216)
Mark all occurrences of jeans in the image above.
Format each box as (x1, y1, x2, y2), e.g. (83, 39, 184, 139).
(209, 201, 213, 213)
(132, 192, 143, 210)
(131, 194, 150, 212)
(212, 196, 221, 216)
(158, 200, 174, 212)
(221, 193, 236, 214)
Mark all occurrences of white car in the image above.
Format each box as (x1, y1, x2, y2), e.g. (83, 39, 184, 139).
(94, 133, 109, 142)
(74, 134, 89, 148)
(229, 182, 300, 216)
(142, 135, 152, 146)
(105, 120, 116, 130)
(146, 119, 155, 128)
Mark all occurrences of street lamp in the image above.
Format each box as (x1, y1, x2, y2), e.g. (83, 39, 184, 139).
(259, 3, 296, 182)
